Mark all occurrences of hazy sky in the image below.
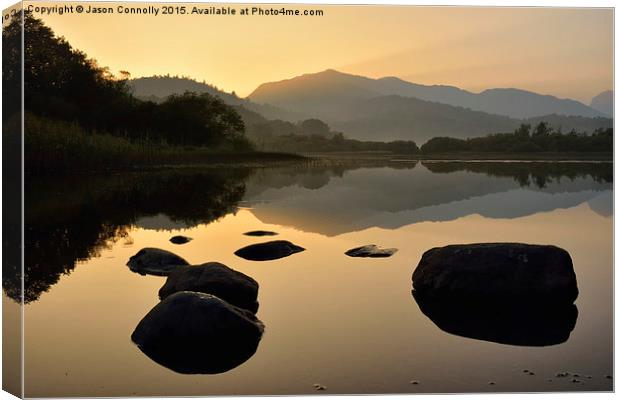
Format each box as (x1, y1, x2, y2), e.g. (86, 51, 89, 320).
(28, 2, 613, 102)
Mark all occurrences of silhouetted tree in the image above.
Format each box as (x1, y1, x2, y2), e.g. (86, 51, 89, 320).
(3, 11, 251, 150)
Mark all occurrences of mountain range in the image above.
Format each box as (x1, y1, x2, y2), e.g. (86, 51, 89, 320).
(249, 69, 606, 119)
(129, 72, 612, 144)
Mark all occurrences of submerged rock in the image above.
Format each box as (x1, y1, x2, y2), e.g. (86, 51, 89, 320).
(131, 291, 264, 374)
(244, 230, 278, 237)
(127, 248, 189, 276)
(345, 244, 398, 258)
(169, 235, 193, 245)
(159, 262, 259, 313)
(234, 240, 305, 261)
(412, 290, 578, 346)
(412, 243, 578, 304)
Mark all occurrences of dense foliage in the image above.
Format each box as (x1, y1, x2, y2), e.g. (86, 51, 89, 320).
(250, 131, 419, 153)
(420, 123, 613, 154)
(3, 12, 251, 149)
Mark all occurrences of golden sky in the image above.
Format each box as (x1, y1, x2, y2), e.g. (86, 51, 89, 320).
(24, 2, 614, 102)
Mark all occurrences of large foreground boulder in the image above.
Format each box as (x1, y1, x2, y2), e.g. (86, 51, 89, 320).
(345, 244, 398, 258)
(131, 291, 264, 374)
(412, 243, 578, 304)
(234, 240, 305, 261)
(127, 248, 189, 276)
(159, 262, 259, 313)
(412, 290, 578, 346)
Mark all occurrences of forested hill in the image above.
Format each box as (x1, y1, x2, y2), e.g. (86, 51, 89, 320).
(128, 76, 304, 122)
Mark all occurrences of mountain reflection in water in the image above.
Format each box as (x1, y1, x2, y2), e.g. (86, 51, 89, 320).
(6, 161, 612, 304)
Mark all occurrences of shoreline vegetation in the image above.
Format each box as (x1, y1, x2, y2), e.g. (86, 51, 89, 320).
(3, 12, 613, 175)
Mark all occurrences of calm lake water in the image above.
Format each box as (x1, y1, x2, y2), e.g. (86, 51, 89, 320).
(5, 160, 614, 396)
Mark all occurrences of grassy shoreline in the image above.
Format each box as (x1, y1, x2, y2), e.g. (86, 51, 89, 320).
(14, 115, 612, 176)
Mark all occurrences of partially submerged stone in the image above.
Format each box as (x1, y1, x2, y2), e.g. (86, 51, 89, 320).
(127, 248, 189, 276)
(411, 243, 579, 346)
(345, 244, 398, 258)
(244, 230, 278, 237)
(169, 235, 193, 245)
(234, 240, 305, 261)
(131, 291, 264, 374)
(159, 262, 259, 313)
(412, 243, 578, 304)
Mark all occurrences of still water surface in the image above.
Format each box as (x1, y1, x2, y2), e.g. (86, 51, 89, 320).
(7, 160, 613, 396)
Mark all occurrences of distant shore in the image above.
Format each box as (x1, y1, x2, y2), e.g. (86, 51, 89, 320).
(305, 151, 613, 162)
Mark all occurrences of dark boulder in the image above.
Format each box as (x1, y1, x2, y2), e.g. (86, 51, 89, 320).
(413, 290, 578, 346)
(170, 235, 193, 244)
(244, 230, 278, 237)
(131, 291, 264, 374)
(159, 262, 259, 313)
(127, 248, 189, 276)
(234, 240, 305, 261)
(412, 243, 578, 305)
(345, 244, 398, 258)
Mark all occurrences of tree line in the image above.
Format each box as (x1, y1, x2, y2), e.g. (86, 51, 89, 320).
(3, 12, 251, 149)
(420, 122, 612, 154)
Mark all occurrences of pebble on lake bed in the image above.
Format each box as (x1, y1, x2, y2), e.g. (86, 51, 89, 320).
(556, 372, 569, 377)
(410, 380, 419, 385)
(572, 379, 580, 383)
(488, 381, 495, 385)
(528, 372, 535, 376)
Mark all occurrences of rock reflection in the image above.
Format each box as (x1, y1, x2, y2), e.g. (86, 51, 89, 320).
(412, 291, 578, 347)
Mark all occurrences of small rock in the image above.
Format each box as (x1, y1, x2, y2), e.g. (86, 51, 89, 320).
(127, 248, 189, 276)
(345, 244, 398, 258)
(235, 240, 305, 261)
(547, 379, 553, 382)
(587, 375, 592, 379)
(522, 369, 529, 373)
(170, 235, 193, 245)
(605, 375, 613, 379)
(158, 262, 260, 313)
(410, 380, 419, 385)
(528, 372, 535, 376)
(573, 373, 580, 377)
(556, 372, 569, 377)
(488, 381, 495, 385)
(244, 230, 278, 237)
(572, 379, 580, 383)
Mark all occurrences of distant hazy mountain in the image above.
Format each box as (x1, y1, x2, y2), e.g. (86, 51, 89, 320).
(329, 95, 522, 142)
(247, 69, 611, 142)
(128, 74, 611, 144)
(590, 90, 613, 117)
(249, 69, 604, 120)
(128, 76, 304, 122)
